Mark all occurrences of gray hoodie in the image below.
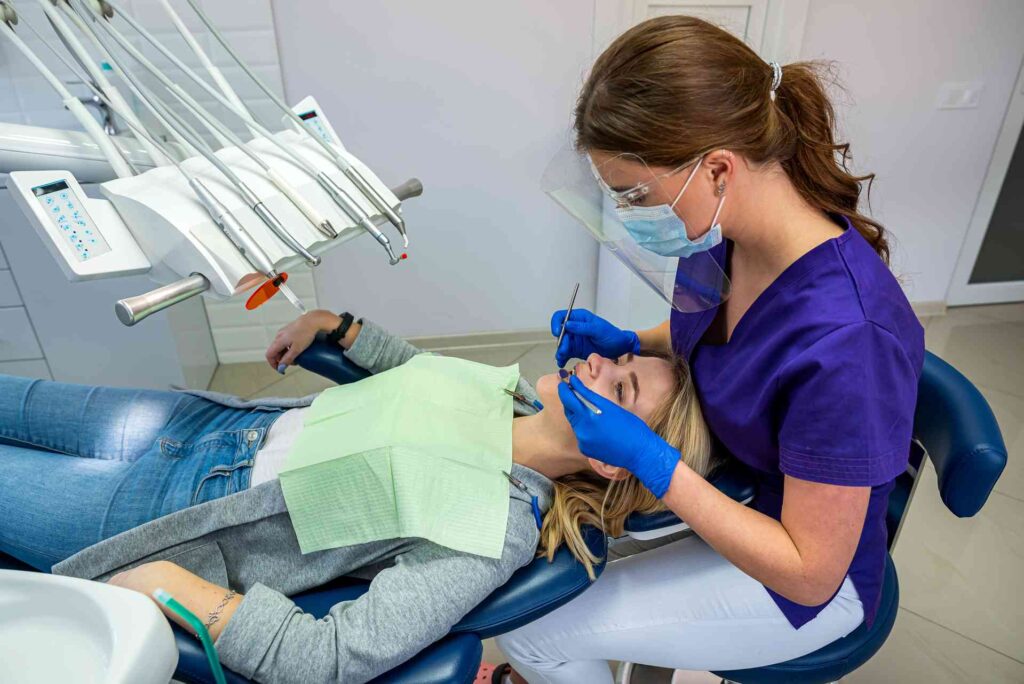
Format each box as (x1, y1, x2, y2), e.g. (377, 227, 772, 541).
(52, 320, 554, 684)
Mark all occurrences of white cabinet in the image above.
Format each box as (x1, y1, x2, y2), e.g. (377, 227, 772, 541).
(0, 307, 43, 361)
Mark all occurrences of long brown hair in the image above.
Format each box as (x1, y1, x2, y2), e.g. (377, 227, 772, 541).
(537, 353, 715, 579)
(574, 15, 889, 263)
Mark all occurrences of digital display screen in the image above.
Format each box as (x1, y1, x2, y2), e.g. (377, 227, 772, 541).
(298, 110, 319, 121)
(33, 180, 70, 197)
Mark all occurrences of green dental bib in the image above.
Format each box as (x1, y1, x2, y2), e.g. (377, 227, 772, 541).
(279, 354, 519, 559)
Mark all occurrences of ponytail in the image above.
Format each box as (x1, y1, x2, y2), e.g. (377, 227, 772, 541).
(770, 62, 889, 263)
(575, 15, 890, 263)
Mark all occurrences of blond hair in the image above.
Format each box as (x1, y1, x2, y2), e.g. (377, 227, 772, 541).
(537, 353, 715, 579)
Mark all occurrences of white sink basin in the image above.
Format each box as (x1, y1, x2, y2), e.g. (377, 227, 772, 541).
(0, 570, 178, 684)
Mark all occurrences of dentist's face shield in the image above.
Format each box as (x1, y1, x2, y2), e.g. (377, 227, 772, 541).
(541, 147, 731, 313)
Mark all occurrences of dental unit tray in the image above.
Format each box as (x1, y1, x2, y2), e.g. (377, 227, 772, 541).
(0, 0, 420, 326)
(8, 126, 409, 323)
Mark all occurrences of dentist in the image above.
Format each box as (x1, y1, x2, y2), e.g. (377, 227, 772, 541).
(496, 15, 924, 682)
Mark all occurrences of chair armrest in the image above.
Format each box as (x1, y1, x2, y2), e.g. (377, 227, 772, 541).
(624, 457, 756, 539)
(914, 352, 1007, 517)
(295, 332, 371, 386)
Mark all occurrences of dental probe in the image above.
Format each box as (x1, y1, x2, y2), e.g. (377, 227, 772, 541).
(503, 387, 544, 412)
(554, 282, 580, 369)
(78, 0, 403, 266)
(35, 35, 305, 312)
(180, 0, 408, 247)
(558, 369, 603, 415)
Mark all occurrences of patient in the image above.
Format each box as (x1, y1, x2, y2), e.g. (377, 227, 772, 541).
(0, 310, 714, 684)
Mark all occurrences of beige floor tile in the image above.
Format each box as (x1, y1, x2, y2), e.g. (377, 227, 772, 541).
(955, 302, 1024, 323)
(976, 383, 1024, 501)
(513, 342, 560, 386)
(845, 608, 1024, 684)
(925, 309, 1024, 400)
(246, 367, 336, 399)
(208, 361, 283, 397)
(482, 638, 504, 667)
(439, 344, 537, 368)
(892, 459, 1024, 661)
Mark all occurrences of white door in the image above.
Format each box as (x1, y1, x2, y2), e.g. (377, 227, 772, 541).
(947, 55, 1024, 306)
(591, 0, 808, 329)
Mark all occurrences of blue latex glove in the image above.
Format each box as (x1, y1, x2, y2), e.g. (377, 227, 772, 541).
(550, 309, 640, 368)
(557, 374, 680, 498)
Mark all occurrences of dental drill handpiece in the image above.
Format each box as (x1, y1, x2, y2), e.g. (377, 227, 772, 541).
(144, 95, 323, 266)
(67, 0, 320, 266)
(315, 174, 402, 264)
(77, 0, 400, 265)
(132, 74, 337, 240)
(30, 31, 305, 311)
(181, 0, 407, 246)
(190, 178, 306, 313)
(146, 91, 320, 267)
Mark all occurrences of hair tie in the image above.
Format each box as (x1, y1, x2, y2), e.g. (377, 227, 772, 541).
(769, 61, 782, 101)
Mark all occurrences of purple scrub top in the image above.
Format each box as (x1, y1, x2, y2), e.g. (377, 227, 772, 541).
(671, 216, 924, 629)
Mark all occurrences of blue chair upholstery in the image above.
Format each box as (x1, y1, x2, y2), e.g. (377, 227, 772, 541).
(624, 351, 1007, 683)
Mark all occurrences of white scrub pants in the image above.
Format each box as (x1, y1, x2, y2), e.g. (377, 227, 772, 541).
(495, 533, 864, 683)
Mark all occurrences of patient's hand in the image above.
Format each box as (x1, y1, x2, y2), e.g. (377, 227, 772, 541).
(266, 310, 343, 371)
(108, 560, 177, 596)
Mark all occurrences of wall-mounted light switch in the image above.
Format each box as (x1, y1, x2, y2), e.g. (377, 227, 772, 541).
(936, 81, 984, 109)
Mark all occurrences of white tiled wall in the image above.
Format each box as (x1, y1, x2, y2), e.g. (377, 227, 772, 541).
(0, 0, 318, 363)
(0, 243, 51, 379)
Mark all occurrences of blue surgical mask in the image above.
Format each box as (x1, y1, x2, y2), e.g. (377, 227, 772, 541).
(614, 157, 725, 258)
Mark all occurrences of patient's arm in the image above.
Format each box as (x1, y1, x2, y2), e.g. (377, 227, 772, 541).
(214, 508, 539, 684)
(270, 310, 542, 407)
(108, 560, 241, 642)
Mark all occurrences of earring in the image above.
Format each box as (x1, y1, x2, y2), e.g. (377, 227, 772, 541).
(715, 181, 726, 196)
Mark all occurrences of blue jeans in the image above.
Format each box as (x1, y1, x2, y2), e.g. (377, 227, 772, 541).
(0, 374, 284, 571)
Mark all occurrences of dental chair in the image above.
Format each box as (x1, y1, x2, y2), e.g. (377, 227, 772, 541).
(1, 342, 998, 684)
(617, 350, 1008, 684)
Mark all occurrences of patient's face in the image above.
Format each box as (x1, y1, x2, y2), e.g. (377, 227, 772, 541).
(535, 352, 676, 426)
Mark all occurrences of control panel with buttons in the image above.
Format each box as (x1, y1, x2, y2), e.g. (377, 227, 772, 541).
(33, 180, 112, 262)
(291, 95, 344, 150)
(9, 170, 151, 282)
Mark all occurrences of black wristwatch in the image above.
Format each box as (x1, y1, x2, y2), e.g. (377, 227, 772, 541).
(326, 312, 356, 347)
